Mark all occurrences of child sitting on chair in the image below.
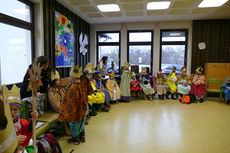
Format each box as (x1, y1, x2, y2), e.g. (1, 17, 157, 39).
(130, 72, 141, 98)
(8, 85, 38, 149)
(222, 76, 230, 104)
(106, 71, 121, 103)
(48, 69, 66, 113)
(139, 68, 155, 100)
(191, 66, 206, 103)
(155, 73, 167, 100)
(166, 66, 177, 100)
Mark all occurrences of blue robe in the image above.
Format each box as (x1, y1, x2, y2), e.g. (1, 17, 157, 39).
(95, 78, 111, 103)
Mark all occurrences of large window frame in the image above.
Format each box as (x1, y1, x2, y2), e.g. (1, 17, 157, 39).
(159, 29, 188, 73)
(127, 30, 153, 74)
(96, 31, 121, 73)
(0, 0, 34, 85)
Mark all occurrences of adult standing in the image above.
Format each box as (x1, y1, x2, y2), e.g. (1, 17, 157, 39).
(20, 56, 51, 99)
(97, 56, 108, 86)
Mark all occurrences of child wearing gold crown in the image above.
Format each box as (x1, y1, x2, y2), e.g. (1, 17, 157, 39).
(176, 66, 191, 98)
(166, 66, 177, 100)
(130, 71, 141, 98)
(48, 69, 66, 113)
(106, 71, 121, 103)
(59, 65, 94, 145)
(155, 72, 167, 100)
(85, 63, 109, 114)
(139, 68, 155, 100)
(8, 85, 38, 149)
(120, 62, 131, 102)
(190, 66, 206, 102)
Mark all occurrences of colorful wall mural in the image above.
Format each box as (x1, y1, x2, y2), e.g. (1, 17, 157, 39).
(55, 11, 75, 67)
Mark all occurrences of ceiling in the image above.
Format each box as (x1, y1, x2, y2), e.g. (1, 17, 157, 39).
(56, 0, 230, 24)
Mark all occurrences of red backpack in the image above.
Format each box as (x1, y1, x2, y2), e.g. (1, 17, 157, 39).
(37, 133, 62, 153)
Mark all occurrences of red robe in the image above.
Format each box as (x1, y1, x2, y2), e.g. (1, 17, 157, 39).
(14, 117, 33, 147)
(130, 80, 141, 92)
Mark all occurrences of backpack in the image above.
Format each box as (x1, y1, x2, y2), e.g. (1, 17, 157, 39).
(179, 95, 191, 104)
(37, 134, 62, 153)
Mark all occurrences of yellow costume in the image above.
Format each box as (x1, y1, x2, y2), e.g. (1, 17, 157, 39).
(88, 81, 105, 106)
(166, 67, 177, 94)
(106, 72, 121, 100)
(85, 63, 105, 106)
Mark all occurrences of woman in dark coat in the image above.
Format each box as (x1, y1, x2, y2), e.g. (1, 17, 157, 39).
(20, 56, 51, 99)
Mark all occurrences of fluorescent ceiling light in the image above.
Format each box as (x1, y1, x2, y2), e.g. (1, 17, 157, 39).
(198, 0, 228, 8)
(97, 4, 120, 12)
(147, 1, 171, 10)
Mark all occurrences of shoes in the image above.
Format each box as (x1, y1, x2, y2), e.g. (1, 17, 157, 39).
(85, 121, 89, 125)
(79, 132, 85, 143)
(67, 137, 80, 145)
(101, 107, 109, 112)
(171, 94, 177, 100)
(86, 115, 91, 119)
(89, 111, 97, 116)
(200, 98, 204, 103)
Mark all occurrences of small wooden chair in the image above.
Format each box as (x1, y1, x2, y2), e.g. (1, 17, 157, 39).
(206, 79, 223, 102)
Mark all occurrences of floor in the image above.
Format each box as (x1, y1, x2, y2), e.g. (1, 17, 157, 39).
(59, 99, 230, 153)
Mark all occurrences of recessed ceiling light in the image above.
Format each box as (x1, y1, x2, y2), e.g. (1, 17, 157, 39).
(147, 1, 171, 10)
(97, 4, 120, 12)
(198, 0, 228, 8)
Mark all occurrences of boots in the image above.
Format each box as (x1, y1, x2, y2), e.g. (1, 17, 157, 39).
(166, 91, 170, 99)
(161, 94, 165, 100)
(171, 94, 177, 100)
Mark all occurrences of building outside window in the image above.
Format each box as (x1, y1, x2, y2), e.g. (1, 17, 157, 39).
(160, 29, 188, 74)
(96, 31, 120, 73)
(127, 30, 153, 73)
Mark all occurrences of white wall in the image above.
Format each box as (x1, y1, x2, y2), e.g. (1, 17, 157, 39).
(90, 21, 193, 75)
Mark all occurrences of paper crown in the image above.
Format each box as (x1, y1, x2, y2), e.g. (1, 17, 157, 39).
(51, 70, 60, 81)
(172, 66, 177, 72)
(108, 72, 114, 77)
(196, 66, 203, 74)
(124, 62, 130, 69)
(85, 63, 95, 74)
(0, 85, 18, 153)
(131, 71, 136, 77)
(180, 66, 186, 72)
(70, 65, 82, 79)
(8, 84, 21, 107)
(141, 68, 146, 75)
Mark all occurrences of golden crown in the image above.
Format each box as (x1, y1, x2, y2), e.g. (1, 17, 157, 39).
(70, 65, 82, 79)
(51, 70, 60, 81)
(8, 84, 21, 105)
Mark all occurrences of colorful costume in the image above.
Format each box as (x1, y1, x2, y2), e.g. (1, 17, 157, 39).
(85, 64, 105, 106)
(155, 73, 167, 99)
(139, 69, 155, 96)
(94, 71, 111, 104)
(167, 71, 177, 94)
(8, 85, 33, 148)
(191, 67, 207, 99)
(59, 66, 94, 142)
(106, 72, 121, 101)
(222, 76, 230, 101)
(88, 81, 105, 106)
(130, 72, 141, 97)
(48, 70, 66, 113)
(177, 67, 191, 95)
(0, 85, 18, 153)
(120, 62, 131, 101)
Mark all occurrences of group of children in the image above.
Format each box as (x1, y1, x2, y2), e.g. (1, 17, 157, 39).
(2, 55, 230, 152)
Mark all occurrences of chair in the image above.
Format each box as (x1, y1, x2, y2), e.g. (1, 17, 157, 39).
(206, 79, 223, 102)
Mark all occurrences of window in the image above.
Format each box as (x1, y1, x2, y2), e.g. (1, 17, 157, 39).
(0, 0, 34, 85)
(97, 31, 120, 73)
(160, 30, 188, 74)
(128, 30, 153, 73)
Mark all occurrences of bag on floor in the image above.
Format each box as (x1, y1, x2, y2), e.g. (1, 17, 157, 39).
(37, 133, 62, 153)
(179, 95, 190, 104)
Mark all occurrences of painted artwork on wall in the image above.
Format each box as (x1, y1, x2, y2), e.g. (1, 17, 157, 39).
(55, 11, 74, 67)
